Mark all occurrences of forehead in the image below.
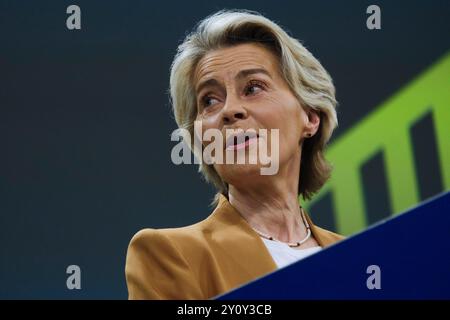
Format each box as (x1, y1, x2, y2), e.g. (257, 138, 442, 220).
(194, 43, 280, 85)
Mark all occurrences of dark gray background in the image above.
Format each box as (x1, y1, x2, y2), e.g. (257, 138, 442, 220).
(1, 0, 449, 299)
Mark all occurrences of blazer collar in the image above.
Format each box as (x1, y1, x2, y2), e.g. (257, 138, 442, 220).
(205, 194, 337, 275)
(204, 194, 277, 278)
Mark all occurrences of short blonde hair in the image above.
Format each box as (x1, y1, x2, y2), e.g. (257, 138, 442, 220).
(170, 9, 338, 201)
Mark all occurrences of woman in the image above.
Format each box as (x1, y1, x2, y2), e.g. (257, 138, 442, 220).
(125, 9, 344, 300)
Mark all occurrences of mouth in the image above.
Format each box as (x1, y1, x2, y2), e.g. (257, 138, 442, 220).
(225, 131, 259, 151)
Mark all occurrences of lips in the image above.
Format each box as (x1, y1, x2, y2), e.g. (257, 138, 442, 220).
(225, 131, 259, 150)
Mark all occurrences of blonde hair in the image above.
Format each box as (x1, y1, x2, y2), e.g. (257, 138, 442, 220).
(170, 9, 338, 201)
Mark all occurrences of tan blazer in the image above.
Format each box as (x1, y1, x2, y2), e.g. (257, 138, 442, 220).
(125, 194, 344, 300)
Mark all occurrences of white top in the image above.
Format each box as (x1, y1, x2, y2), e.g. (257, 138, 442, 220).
(261, 237, 322, 269)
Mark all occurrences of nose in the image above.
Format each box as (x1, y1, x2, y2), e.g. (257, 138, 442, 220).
(222, 98, 248, 124)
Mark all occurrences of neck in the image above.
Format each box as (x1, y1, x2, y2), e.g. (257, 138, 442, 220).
(228, 152, 310, 245)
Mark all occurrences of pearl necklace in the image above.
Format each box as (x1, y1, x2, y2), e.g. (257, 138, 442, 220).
(251, 207, 311, 247)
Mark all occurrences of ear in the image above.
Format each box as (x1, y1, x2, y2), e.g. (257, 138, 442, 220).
(303, 108, 320, 138)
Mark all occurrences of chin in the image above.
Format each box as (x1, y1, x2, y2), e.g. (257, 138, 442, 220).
(215, 162, 264, 185)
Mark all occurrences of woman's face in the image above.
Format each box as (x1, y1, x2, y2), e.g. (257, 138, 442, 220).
(193, 43, 318, 186)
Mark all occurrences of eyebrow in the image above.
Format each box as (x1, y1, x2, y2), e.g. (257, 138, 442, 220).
(195, 68, 272, 95)
(236, 68, 272, 80)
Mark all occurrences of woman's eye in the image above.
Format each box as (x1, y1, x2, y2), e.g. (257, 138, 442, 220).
(244, 82, 264, 96)
(202, 96, 219, 108)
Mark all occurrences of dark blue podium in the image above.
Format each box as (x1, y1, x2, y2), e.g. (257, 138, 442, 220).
(218, 191, 450, 299)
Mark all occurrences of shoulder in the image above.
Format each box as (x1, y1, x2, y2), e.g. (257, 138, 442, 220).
(128, 218, 210, 252)
(125, 222, 211, 299)
(127, 228, 168, 252)
(126, 225, 202, 261)
(127, 227, 190, 250)
(125, 220, 210, 269)
(126, 228, 175, 265)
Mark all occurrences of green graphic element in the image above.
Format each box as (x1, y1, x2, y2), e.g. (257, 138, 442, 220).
(304, 52, 450, 235)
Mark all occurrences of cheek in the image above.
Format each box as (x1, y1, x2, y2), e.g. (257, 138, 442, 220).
(257, 94, 303, 133)
(196, 114, 221, 146)
(280, 95, 303, 134)
(257, 95, 303, 156)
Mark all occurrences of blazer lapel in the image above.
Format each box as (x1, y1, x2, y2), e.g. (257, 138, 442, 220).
(205, 195, 278, 280)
